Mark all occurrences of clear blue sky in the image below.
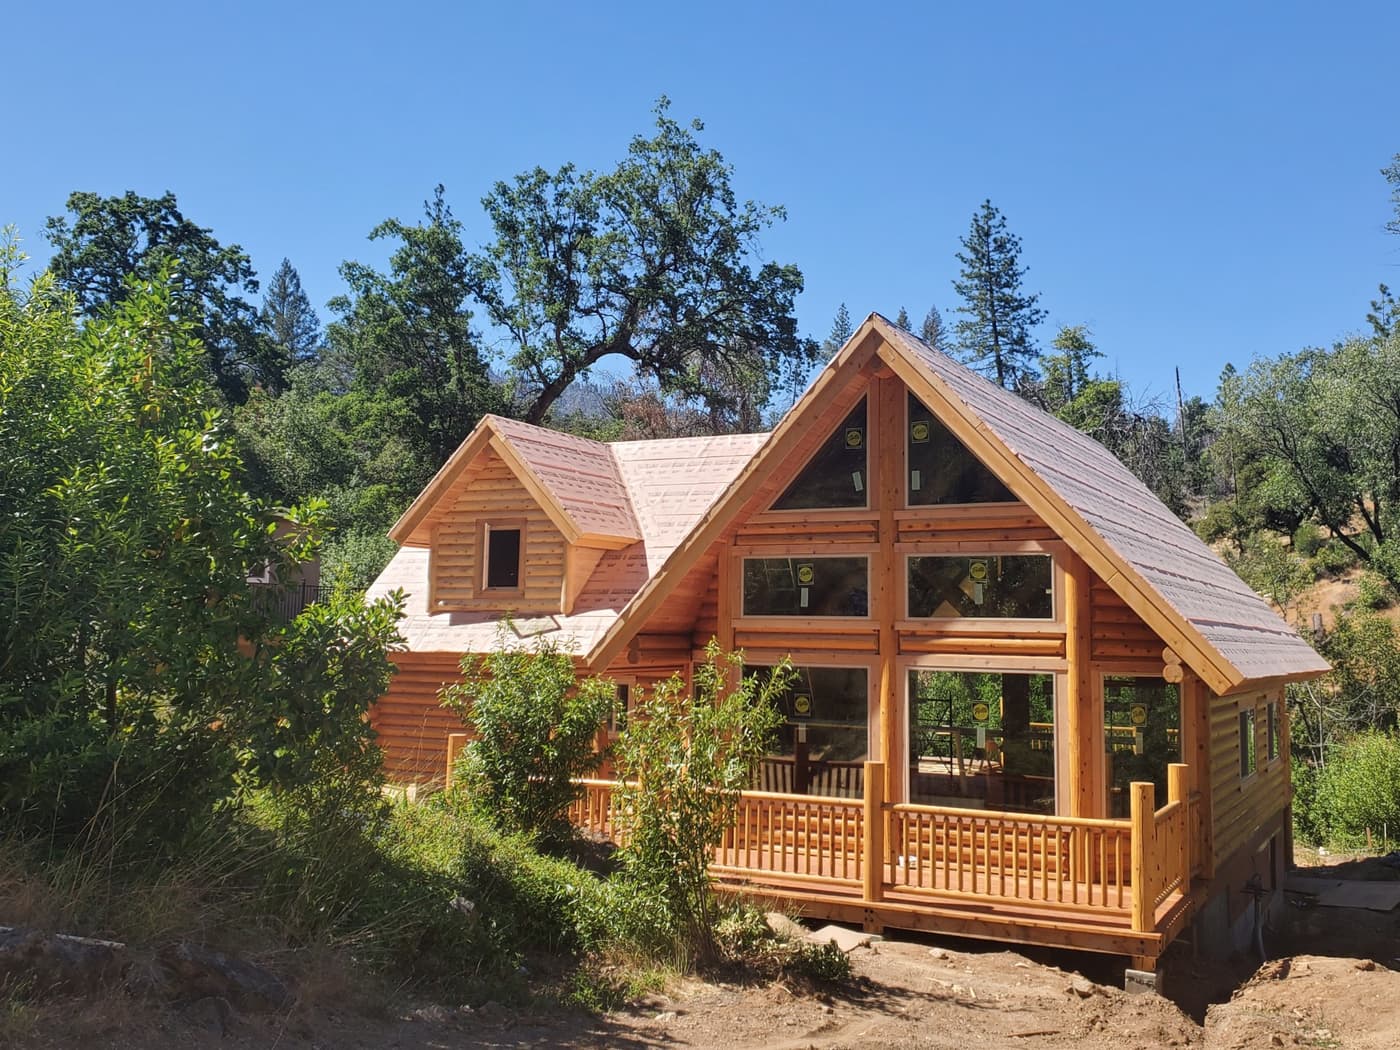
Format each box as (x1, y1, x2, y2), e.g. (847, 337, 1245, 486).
(5, 1, 1399, 403)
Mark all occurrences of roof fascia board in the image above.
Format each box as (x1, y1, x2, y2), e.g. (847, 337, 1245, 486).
(388, 424, 495, 546)
(877, 339, 1243, 694)
(585, 325, 886, 670)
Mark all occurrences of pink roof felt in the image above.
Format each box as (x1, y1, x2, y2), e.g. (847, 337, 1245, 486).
(368, 430, 767, 655)
(488, 416, 641, 542)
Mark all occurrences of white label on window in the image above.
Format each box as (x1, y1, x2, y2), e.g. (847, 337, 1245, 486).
(799, 587, 809, 608)
(852, 470, 864, 492)
(911, 469, 922, 491)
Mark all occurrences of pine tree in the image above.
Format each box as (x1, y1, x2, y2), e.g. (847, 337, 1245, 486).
(952, 200, 1046, 389)
(920, 304, 948, 352)
(894, 306, 911, 329)
(822, 302, 853, 359)
(260, 258, 321, 387)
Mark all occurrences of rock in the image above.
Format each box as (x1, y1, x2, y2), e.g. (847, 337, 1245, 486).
(808, 924, 876, 952)
(1069, 976, 1098, 998)
(158, 942, 293, 1013)
(929, 948, 950, 960)
(766, 912, 806, 941)
(1355, 959, 1377, 971)
(653, 1010, 678, 1023)
(0, 925, 128, 994)
(475, 999, 506, 1022)
(181, 995, 234, 1036)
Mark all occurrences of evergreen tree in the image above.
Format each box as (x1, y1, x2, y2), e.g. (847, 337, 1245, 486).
(822, 302, 853, 359)
(260, 258, 321, 388)
(920, 304, 948, 352)
(894, 305, 911, 329)
(952, 200, 1046, 389)
(1384, 151, 1400, 236)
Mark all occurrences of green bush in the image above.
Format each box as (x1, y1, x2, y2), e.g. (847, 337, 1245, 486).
(441, 626, 612, 846)
(1310, 540, 1356, 578)
(1290, 759, 1325, 846)
(612, 645, 792, 964)
(1316, 732, 1400, 846)
(1293, 521, 1324, 558)
(1355, 571, 1394, 611)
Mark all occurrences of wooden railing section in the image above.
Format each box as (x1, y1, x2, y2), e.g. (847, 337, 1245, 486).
(715, 791, 865, 889)
(568, 778, 624, 840)
(562, 759, 1193, 936)
(889, 804, 1131, 910)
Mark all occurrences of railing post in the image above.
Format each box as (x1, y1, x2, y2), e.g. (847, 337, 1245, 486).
(444, 732, 469, 791)
(863, 760, 885, 903)
(1168, 762, 1190, 891)
(1129, 781, 1155, 933)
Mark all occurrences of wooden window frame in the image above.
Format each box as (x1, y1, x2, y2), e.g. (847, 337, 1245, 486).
(735, 553, 873, 623)
(1239, 706, 1258, 781)
(480, 519, 526, 595)
(899, 655, 1067, 813)
(766, 395, 873, 514)
(742, 658, 877, 775)
(903, 391, 1019, 510)
(899, 545, 1062, 627)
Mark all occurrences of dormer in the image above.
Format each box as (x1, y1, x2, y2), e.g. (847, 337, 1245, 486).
(389, 416, 641, 615)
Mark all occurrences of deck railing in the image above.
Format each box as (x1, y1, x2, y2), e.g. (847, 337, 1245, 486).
(562, 760, 1192, 935)
(889, 803, 1132, 910)
(715, 790, 865, 889)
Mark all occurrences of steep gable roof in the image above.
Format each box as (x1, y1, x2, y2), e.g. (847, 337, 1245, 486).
(390, 414, 641, 549)
(370, 429, 767, 655)
(587, 315, 1327, 692)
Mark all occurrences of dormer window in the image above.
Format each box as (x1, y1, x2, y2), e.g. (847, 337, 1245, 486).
(483, 523, 523, 591)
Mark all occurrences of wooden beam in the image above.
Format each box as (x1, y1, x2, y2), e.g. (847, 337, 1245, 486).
(1064, 550, 1098, 818)
(876, 375, 901, 799)
(863, 760, 886, 904)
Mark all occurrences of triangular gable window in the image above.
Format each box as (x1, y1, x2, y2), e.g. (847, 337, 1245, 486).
(907, 393, 1015, 504)
(772, 398, 868, 511)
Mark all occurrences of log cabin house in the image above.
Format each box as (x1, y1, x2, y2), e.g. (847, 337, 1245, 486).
(366, 313, 1328, 976)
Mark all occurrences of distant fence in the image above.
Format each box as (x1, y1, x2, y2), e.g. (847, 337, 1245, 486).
(250, 581, 327, 623)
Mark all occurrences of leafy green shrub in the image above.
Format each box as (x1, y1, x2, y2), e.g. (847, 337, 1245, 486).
(1310, 540, 1356, 578)
(1293, 521, 1324, 558)
(612, 645, 792, 964)
(1290, 759, 1325, 846)
(1355, 572, 1394, 611)
(786, 939, 853, 983)
(441, 627, 612, 845)
(1316, 732, 1400, 846)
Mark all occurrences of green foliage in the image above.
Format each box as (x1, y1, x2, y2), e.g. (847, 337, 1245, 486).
(0, 252, 402, 849)
(1218, 331, 1400, 590)
(1315, 732, 1400, 845)
(260, 258, 321, 386)
(1355, 571, 1393, 610)
(1290, 759, 1325, 846)
(952, 199, 1046, 390)
(822, 302, 853, 360)
(467, 98, 815, 427)
(1224, 533, 1312, 615)
(612, 645, 791, 963)
(44, 191, 271, 401)
(919, 304, 949, 352)
(328, 185, 503, 467)
(441, 628, 611, 845)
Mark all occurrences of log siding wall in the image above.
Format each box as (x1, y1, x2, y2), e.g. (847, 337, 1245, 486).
(430, 448, 566, 614)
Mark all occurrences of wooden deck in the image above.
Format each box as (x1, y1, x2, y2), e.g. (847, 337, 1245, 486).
(568, 760, 1197, 965)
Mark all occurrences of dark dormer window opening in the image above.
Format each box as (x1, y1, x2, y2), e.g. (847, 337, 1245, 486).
(484, 523, 523, 590)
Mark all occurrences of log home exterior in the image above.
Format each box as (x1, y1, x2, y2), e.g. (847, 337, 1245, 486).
(367, 314, 1327, 971)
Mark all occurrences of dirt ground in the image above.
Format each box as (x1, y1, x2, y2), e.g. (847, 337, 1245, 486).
(9, 852, 1400, 1050)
